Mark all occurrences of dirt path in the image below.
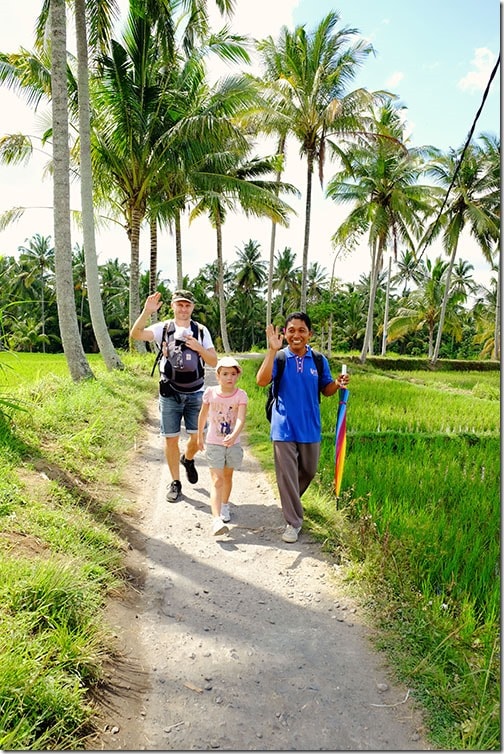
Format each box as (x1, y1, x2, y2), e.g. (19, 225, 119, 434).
(95, 373, 430, 751)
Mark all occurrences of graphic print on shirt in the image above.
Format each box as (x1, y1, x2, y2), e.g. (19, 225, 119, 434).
(212, 403, 237, 437)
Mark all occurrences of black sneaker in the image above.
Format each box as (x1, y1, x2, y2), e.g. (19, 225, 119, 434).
(166, 480, 182, 502)
(180, 454, 198, 484)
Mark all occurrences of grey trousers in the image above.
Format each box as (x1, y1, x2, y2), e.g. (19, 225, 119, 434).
(273, 441, 320, 529)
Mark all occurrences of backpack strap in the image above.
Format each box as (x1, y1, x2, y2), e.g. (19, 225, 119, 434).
(190, 320, 204, 343)
(271, 350, 286, 407)
(190, 320, 205, 368)
(150, 320, 173, 377)
(311, 349, 324, 403)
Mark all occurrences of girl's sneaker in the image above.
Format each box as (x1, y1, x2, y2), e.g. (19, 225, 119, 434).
(212, 517, 229, 536)
(221, 504, 231, 523)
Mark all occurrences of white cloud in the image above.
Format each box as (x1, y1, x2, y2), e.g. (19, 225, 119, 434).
(385, 71, 404, 88)
(458, 47, 498, 93)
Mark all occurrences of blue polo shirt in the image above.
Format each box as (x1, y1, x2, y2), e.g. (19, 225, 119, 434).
(270, 346, 334, 443)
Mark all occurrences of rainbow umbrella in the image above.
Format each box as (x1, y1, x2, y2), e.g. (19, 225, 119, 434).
(334, 383, 349, 498)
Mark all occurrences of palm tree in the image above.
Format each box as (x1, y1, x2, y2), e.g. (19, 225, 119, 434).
(422, 138, 500, 364)
(92, 14, 255, 342)
(271, 246, 299, 320)
(73, 0, 124, 369)
(393, 249, 427, 297)
(17, 233, 54, 353)
(473, 277, 498, 358)
(190, 147, 296, 352)
(50, 0, 94, 380)
(1, 1, 122, 370)
(255, 11, 375, 310)
(387, 257, 464, 359)
(327, 100, 436, 363)
(232, 239, 267, 293)
(306, 261, 328, 304)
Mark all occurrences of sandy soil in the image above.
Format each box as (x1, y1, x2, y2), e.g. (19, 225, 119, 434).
(92, 372, 431, 752)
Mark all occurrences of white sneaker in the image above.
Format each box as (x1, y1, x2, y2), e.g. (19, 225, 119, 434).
(212, 517, 229, 536)
(282, 524, 301, 543)
(221, 504, 231, 523)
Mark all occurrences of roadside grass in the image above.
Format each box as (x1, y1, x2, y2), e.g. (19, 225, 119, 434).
(238, 357, 500, 751)
(0, 351, 499, 750)
(0, 351, 153, 750)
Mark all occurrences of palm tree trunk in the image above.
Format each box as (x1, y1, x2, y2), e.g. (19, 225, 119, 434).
(381, 256, 392, 356)
(267, 136, 285, 327)
(493, 264, 500, 360)
(40, 273, 46, 354)
(149, 218, 158, 297)
(300, 152, 314, 311)
(215, 214, 230, 353)
(431, 244, 458, 364)
(129, 206, 144, 352)
(75, 0, 123, 370)
(175, 211, 183, 288)
(267, 219, 277, 326)
(360, 240, 382, 363)
(50, 0, 93, 381)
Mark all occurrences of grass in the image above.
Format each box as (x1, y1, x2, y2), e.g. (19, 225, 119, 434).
(237, 356, 500, 751)
(0, 351, 154, 750)
(0, 350, 500, 750)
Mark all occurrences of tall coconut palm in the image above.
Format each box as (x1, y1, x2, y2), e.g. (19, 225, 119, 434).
(387, 257, 464, 359)
(232, 239, 267, 293)
(50, 0, 94, 380)
(271, 246, 299, 320)
(392, 249, 427, 297)
(17, 233, 54, 353)
(327, 100, 436, 363)
(423, 138, 500, 364)
(255, 11, 376, 310)
(2, 0, 123, 369)
(91, 14, 253, 341)
(72, 0, 124, 369)
(190, 148, 296, 352)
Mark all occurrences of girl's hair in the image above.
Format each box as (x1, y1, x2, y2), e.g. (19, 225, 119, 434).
(285, 312, 312, 330)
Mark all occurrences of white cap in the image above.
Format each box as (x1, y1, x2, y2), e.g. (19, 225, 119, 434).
(216, 356, 242, 374)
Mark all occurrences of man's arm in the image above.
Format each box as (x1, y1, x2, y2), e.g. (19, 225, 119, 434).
(130, 292, 161, 342)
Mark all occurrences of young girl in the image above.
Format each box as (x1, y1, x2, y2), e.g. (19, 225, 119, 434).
(197, 357, 248, 535)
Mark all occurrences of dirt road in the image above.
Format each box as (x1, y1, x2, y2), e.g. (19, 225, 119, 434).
(95, 372, 430, 751)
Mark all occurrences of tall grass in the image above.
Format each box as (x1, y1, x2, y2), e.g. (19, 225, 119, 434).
(0, 352, 154, 750)
(1, 352, 500, 750)
(238, 358, 500, 751)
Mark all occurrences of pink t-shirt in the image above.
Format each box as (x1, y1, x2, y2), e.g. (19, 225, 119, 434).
(202, 386, 248, 445)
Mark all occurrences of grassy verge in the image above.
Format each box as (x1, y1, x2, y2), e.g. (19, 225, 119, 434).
(0, 352, 153, 750)
(238, 357, 500, 751)
(0, 351, 500, 750)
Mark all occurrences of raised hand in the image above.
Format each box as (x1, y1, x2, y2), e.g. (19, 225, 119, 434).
(266, 323, 284, 352)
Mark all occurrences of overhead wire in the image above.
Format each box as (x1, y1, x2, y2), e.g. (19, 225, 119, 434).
(416, 54, 500, 261)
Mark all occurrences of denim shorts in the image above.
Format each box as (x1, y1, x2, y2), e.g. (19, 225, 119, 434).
(159, 391, 203, 437)
(206, 443, 244, 470)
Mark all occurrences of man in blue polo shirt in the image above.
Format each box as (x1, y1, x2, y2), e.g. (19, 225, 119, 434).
(256, 312, 350, 543)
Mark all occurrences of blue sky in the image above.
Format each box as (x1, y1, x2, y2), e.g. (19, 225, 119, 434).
(0, 0, 499, 292)
(293, 0, 500, 152)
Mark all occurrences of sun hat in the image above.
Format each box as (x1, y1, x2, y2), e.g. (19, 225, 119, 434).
(216, 356, 242, 374)
(171, 289, 194, 304)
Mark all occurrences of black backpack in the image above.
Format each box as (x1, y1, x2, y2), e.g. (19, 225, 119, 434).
(151, 319, 205, 393)
(265, 348, 324, 422)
